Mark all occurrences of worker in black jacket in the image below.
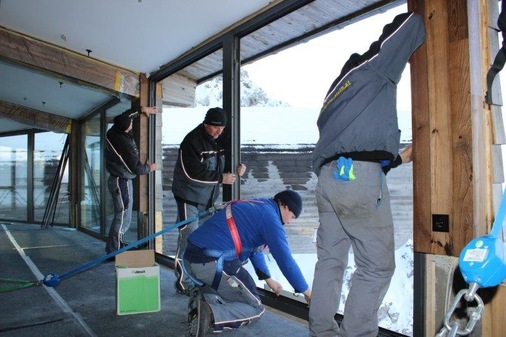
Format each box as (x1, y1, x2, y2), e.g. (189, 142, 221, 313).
(104, 106, 157, 255)
(172, 107, 246, 295)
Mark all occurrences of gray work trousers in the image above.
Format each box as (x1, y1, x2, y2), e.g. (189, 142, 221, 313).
(174, 201, 208, 292)
(308, 161, 395, 337)
(105, 175, 133, 254)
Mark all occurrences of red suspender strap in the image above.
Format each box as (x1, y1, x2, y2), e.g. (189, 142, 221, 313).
(226, 204, 242, 257)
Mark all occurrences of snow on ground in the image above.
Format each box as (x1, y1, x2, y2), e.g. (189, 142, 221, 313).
(162, 107, 412, 145)
(244, 239, 414, 336)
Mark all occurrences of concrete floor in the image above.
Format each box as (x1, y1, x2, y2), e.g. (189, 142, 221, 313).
(0, 223, 310, 337)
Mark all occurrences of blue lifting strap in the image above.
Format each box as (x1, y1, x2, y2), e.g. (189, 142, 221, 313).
(42, 208, 213, 288)
(180, 255, 204, 288)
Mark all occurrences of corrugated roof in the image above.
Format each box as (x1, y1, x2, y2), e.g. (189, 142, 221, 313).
(173, 0, 405, 84)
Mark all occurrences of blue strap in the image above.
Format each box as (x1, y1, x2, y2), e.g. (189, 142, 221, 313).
(185, 248, 239, 291)
(42, 209, 213, 287)
(212, 256, 224, 290)
(209, 251, 242, 290)
(180, 255, 204, 287)
(489, 191, 506, 239)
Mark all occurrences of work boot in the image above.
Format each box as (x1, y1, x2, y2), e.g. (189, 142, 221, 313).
(188, 288, 200, 313)
(175, 280, 195, 297)
(188, 297, 213, 337)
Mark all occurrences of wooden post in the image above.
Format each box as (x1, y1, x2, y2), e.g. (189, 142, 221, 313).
(409, 0, 500, 335)
(409, 0, 476, 257)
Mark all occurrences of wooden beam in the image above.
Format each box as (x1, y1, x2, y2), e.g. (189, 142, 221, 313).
(135, 74, 150, 213)
(447, 0, 474, 255)
(0, 100, 71, 133)
(427, 0, 454, 256)
(154, 81, 164, 253)
(410, 0, 475, 256)
(410, 0, 434, 254)
(410, 1, 501, 336)
(0, 27, 139, 97)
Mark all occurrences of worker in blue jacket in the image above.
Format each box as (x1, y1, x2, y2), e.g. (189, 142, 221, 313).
(183, 189, 311, 336)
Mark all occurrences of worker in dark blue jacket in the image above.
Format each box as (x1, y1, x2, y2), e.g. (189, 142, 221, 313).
(183, 189, 311, 336)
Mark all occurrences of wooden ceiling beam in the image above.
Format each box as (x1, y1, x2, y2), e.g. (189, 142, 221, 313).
(0, 100, 71, 134)
(0, 27, 139, 98)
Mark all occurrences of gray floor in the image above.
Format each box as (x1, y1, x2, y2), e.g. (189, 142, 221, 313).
(0, 223, 309, 337)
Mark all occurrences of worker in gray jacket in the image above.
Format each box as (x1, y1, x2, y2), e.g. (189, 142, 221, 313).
(309, 12, 425, 337)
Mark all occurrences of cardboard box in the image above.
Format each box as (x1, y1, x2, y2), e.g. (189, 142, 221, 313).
(115, 250, 160, 315)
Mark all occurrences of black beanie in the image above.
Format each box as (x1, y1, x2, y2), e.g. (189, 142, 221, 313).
(114, 110, 138, 132)
(274, 190, 303, 218)
(203, 107, 227, 126)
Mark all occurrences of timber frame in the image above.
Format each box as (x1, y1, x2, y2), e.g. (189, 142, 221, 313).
(1, 1, 505, 336)
(408, 0, 505, 335)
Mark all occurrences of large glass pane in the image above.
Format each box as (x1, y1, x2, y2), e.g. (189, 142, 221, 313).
(241, 5, 413, 336)
(159, 49, 224, 256)
(80, 116, 102, 232)
(0, 134, 28, 221)
(34, 132, 69, 225)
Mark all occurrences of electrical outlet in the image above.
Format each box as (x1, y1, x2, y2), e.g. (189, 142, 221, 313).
(432, 214, 449, 232)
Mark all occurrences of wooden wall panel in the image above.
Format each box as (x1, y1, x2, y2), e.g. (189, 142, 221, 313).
(161, 73, 196, 107)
